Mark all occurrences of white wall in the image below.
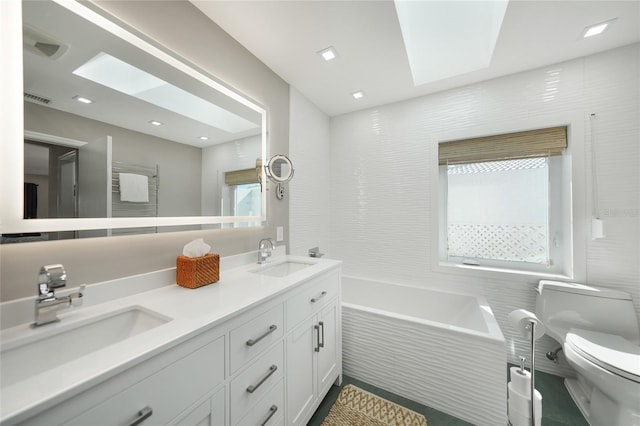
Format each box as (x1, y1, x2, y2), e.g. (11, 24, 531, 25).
(289, 88, 331, 257)
(327, 44, 639, 376)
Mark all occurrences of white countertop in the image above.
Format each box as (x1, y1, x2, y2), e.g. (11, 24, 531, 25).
(0, 253, 341, 424)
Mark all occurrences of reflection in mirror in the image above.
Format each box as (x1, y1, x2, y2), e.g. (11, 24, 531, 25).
(24, 140, 79, 220)
(3, 0, 267, 243)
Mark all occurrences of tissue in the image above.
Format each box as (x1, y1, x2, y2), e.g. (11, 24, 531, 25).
(182, 238, 211, 258)
(508, 387, 542, 426)
(509, 366, 532, 396)
(508, 309, 545, 340)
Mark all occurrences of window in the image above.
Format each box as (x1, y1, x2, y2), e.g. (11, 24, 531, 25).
(222, 161, 262, 228)
(230, 182, 261, 222)
(438, 126, 570, 275)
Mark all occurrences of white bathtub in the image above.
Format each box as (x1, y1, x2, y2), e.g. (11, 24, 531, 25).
(342, 276, 507, 426)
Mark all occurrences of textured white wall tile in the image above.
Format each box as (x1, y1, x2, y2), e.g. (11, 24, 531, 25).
(289, 88, 332, 257)
(327, 43, 640, 377)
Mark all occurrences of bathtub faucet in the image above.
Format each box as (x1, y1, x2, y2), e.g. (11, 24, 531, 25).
(308, 247, 324, 258)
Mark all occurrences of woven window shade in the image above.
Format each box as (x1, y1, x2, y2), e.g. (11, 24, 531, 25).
(438, 126, 567, 165)
(224, 159, 262, 186)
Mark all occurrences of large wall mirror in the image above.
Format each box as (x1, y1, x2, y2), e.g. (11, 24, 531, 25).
(1, 0, 267, 243)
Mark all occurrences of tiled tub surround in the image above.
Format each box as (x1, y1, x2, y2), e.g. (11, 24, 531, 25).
(326, 43, 640, 377)
(0, 252, 342, 424)
(341, 276, 506, 426)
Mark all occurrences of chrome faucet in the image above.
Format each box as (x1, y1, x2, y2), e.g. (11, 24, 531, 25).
(308, 247, 325, 258)
(33, 264, 85, 327)
(257, 238, 275, 264)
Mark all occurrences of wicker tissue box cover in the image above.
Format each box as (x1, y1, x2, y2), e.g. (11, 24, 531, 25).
(176, 253, 219, 289)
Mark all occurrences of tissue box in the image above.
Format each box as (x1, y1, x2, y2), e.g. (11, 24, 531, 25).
(176, 253, 219, 289)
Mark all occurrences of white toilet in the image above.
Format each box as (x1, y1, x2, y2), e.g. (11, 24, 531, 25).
(535, 280, 640, 426)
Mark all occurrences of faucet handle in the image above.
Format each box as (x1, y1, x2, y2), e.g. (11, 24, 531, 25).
(70, 285, 86, 307)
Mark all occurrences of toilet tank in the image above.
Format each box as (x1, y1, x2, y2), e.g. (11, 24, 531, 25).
(535, 280, 640, 345)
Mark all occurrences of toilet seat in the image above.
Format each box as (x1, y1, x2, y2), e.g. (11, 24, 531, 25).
(566, 329, 640, 383)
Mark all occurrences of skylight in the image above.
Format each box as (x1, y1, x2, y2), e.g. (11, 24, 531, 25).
(73, 52, 258, 134)
(394, 0, 509, 86)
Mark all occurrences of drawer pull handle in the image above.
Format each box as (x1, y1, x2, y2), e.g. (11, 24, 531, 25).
(128, 406, 153, 426)
(319, 321, 325, 349)
(247, 364, 278, 393)
(260, 405, 278, 426)
(246, 324, 278, 347)
(310, 291, 327, 303)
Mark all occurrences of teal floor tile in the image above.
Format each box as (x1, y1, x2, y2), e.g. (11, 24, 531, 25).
(309, 369, 588, 426)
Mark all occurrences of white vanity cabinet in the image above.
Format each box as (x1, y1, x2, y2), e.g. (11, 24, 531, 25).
(19, 327, 226, 426)
(7, 260, 341, 426)
(285, 269, 341, 426)
(170, 388, 225, 426)
(65, 337, 225, 426)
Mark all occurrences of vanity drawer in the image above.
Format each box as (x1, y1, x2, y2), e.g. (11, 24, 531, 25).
(235, 378, 284, 426)
(230, 303, 283, 374)
(66, 336, 225, 426)
(286, 269, 339, 329)
(230, 342, 284, 425)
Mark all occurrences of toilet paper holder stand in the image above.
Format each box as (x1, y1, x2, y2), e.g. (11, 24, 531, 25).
(526, 319, 539, 426)
(509, 309, 544, 426)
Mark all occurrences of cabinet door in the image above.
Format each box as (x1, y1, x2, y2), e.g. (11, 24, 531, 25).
(171, 387, 225, 426)
(285, 319, 315, 426)
(66, 337, 224, 426)
(317, 301, 339, 396)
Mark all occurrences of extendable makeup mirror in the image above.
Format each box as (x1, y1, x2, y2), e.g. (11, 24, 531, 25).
(264, 154, 294, 200)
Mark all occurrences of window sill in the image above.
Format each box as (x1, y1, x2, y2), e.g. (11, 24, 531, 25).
(437, 261, 572, 281)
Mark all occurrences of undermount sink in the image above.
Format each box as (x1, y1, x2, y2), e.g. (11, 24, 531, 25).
(250, 260, 315, 277)
(0, 306, 171, 387)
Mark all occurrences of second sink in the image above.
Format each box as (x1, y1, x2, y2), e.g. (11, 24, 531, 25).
(250, 260, 315, 277)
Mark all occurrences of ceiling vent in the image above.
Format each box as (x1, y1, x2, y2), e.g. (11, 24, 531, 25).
(23, 25, 68, 60)
(24, 92, 52, 105)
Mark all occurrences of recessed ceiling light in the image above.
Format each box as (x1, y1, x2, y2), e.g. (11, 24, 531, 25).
(318, 46, 338, 61)
(149, 120, 163, 126)
(352, 91, 365, 100)
(199, 136, 209, 141)
(73, 95, 93, 104)
(582, 18, 617, 38)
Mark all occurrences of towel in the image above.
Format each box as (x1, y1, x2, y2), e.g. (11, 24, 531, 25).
(119, 173, 149, 202)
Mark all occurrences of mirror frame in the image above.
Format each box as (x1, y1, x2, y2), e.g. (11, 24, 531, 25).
(1, 0, 267, 235)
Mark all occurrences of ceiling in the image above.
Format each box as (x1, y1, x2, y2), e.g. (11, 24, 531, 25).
(191, 0, 640, 117)
(22, 0, 261, 149)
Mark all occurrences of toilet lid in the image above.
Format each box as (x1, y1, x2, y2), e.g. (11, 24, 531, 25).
(567, 329, 640, 383)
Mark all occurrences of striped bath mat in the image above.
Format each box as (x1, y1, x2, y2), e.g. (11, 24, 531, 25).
(321, 384, 428, 426)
